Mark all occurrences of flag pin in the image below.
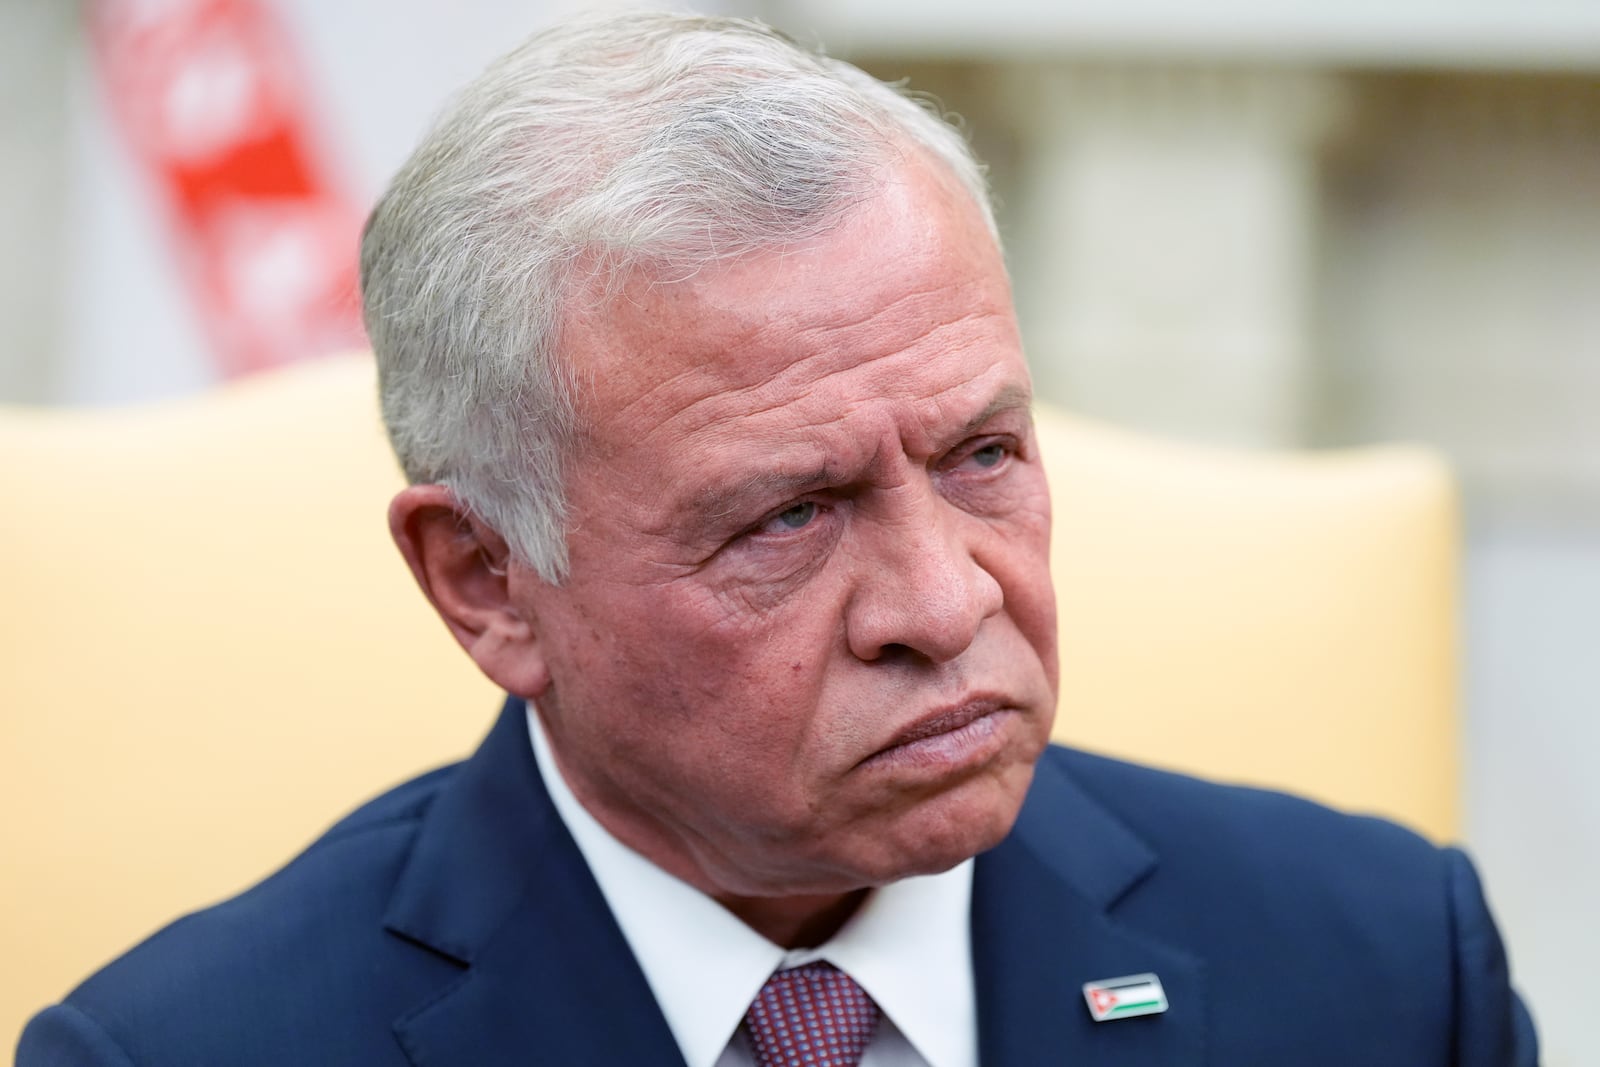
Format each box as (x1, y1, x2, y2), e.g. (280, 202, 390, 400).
(1082, 973, 1169, 1022)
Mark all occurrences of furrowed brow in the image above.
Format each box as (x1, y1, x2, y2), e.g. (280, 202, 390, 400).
(691, 465, 836, 527)
(679, 384, 1033, 534)
(945, 382, 1035, 444)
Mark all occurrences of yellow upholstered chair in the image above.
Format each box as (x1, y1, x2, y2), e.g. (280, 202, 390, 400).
(0, 354, 1458, 1050)
(1037, 407, 1458, 840)
(0, 356, 501, 1052)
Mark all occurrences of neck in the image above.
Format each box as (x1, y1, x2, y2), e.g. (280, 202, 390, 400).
(534, 711, 872, 948)
(717, 888, 872, 949)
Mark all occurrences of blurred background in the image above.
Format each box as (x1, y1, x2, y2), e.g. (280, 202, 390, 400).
(2, 0, 1595, 1060)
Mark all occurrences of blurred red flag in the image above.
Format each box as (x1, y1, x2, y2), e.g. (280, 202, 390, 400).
(90, 0, 367, 377)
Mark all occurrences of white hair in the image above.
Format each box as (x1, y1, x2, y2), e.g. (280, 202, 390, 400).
(360, 10, 996, 583)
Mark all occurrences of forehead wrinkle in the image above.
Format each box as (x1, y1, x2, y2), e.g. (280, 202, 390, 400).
(651, 303, 1011, 443)
(787, 279, 950, 341)
(668, 373, 1029, 535)
(800, 272, 1001, 335)
(624, 342, 859, 448)
(679, 404, 867, 523)
(591, 246, 1011, 446)
(689, 264, 997, 379)
(658, 402, 892, 538)
(566, 281, 772, 446)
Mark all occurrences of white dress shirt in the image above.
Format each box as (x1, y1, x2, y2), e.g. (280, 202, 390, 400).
(527, 707, 978, 1067)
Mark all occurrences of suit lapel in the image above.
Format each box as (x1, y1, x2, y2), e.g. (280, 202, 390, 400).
(972, 750, 1208, 1067)
(383, 698, 688, 1067)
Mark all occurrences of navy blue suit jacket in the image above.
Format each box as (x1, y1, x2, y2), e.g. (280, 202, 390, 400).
(20, 698, 1537, 1065)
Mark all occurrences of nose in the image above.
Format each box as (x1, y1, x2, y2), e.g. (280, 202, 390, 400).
(844, 487, 1004, 664)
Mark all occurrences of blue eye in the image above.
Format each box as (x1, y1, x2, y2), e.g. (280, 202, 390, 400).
(970, 443, 1006, 468)
(772, 501, 817, 530)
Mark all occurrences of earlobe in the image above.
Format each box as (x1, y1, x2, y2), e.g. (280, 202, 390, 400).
(387, 485, 552, 698)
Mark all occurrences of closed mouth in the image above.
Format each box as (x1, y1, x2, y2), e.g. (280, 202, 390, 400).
(859, 697, 1011, 769)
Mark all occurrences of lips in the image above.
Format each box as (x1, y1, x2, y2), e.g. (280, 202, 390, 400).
(860, 696, 1012, 770)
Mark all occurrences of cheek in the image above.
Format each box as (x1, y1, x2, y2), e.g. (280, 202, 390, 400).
(991, 488, 1059, 672)
(1018, 580, 1059, 694)
(565, 575, 844, 738)
(1006, 507, 1055, 620)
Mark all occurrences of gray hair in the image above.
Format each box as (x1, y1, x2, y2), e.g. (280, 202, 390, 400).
(360, 10, 996, 583)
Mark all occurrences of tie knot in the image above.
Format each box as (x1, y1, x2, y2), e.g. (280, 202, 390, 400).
(744, 961, 882, 1067)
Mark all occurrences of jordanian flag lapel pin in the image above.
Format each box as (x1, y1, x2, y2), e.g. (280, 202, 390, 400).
(1082, 973, 1169, 1022)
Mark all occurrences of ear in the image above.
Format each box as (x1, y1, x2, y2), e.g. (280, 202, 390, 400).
(388, 484, 552, 698)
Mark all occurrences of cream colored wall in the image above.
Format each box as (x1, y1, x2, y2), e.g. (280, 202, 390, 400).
(1319, 73, 1600, 517)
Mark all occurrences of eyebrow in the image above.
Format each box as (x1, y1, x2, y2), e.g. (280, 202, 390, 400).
(954, 382, 1034, 442)
(691, 466, 835, 528)
(681, 382, 1035, 531)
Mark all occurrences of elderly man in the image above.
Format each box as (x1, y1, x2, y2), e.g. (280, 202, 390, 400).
(21, 11, 1535, 1067)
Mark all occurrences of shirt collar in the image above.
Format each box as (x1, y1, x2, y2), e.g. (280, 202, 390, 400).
(527, 705, 976, 1067)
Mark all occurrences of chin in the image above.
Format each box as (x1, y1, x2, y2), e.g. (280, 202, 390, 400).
(868, 772, 1035, 884)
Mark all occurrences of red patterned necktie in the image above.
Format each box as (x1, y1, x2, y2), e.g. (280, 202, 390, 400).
(744, 961, 882, 1067)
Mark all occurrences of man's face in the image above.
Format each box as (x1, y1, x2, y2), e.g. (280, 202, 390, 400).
(514, 157, 1057, 902)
